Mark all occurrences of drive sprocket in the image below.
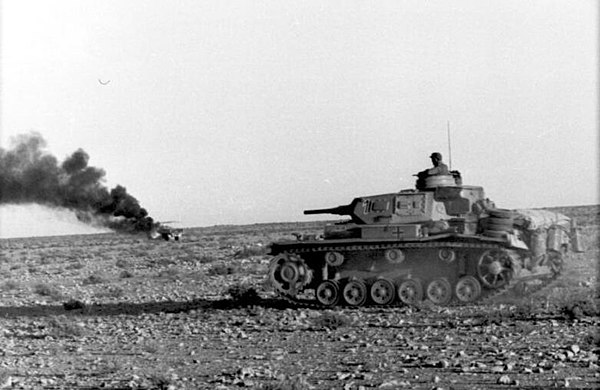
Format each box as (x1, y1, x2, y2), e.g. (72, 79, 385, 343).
(268, 252, 313, 297)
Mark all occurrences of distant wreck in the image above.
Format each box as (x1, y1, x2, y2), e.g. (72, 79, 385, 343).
(149, 223, 183, 241)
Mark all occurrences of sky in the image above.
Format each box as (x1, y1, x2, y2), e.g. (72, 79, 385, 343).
(1, 0, 598, 233)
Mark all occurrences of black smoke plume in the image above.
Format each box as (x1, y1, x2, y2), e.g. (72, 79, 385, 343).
(0, 132, 156, 232)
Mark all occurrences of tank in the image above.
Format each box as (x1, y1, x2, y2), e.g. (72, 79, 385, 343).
(267, 173, 584, 307)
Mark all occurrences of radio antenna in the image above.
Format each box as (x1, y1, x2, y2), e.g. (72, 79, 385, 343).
(447, 121, 453, 171)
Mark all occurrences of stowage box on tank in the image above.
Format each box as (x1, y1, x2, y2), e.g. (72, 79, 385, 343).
(267, 172, 583, 307)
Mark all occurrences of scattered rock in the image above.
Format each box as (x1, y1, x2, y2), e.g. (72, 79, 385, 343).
(379, 380, 410, 388)
(0, 376, 13, 389)
(336, 372, 353, 380)
(555, 353, 567, 361)
(497, 375, 512, 385)
(1, 224, 598, 389)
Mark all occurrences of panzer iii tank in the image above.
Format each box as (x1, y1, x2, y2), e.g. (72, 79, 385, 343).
(267, 173, 584, 307)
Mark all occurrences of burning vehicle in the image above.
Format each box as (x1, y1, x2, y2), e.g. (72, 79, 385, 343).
(149, 222, 183, 241)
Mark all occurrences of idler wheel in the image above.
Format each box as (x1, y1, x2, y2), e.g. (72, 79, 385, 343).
(397, 278, 423, 305)
(426, 278, 452, 305)
(454, 276, 482, 303)
(477, 249, 514, 289)
(384, 248, 405, 264)
(342, 279, 368, 306)
(324, 251, 344, 267)
(316, 280, 340, 307)
(370, 278, 395, 305)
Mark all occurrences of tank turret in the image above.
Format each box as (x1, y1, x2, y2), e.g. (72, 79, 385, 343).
(303, 185, 491, 238)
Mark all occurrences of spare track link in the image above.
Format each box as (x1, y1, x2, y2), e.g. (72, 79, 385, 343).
(270, 240, 549, 308)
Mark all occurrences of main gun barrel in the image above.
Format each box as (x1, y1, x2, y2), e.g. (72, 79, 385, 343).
(304, 204, 353, 216)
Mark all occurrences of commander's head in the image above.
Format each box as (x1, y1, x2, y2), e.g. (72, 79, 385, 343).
(430, 152, 442, 166)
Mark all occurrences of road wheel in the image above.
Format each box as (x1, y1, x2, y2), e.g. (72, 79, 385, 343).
(454, 276, 482, 303)
(477, 249, 514, 289)
(397, 278, 423, 305)
(489, 209, 515, 219)
(485, 218, 513, 231)
(483, 230, 508, 239)
(370, 279, 395, 305)
(316, 280, 340, 307)
(426, 278, 452, 305)
(342, 279, 368, 307)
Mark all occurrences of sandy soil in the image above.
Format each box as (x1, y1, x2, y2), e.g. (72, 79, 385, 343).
(0, 207, 598, 389)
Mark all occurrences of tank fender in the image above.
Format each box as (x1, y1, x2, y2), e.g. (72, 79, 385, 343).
(507, 233, 529, 250)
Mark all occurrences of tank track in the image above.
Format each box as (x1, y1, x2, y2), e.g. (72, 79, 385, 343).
(268, 240, 561, 308)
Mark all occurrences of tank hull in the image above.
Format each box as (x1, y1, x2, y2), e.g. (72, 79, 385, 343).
(268, 233, 561, 307)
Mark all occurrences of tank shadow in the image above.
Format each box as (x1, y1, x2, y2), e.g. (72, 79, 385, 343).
(0, 297, 295, 318)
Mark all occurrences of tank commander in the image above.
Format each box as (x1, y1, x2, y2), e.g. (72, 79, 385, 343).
(418, 152, 449, 178)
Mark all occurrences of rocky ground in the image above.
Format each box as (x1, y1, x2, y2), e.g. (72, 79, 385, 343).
(0, 208, 598, 389)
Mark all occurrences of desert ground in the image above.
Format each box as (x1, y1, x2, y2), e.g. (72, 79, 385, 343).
(0, 206, 598, 389)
